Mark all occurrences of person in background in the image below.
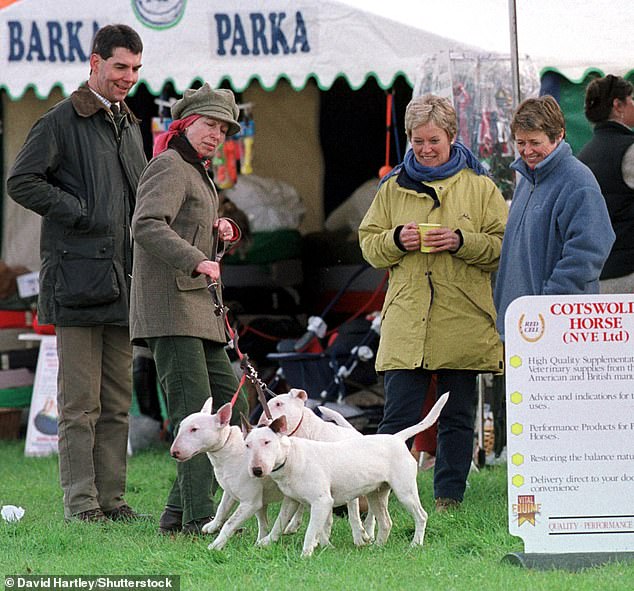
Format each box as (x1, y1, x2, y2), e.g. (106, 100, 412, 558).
(578, 75, 634, 293)
(7, 24, 147, 522)
(133, 346, 162, 424)
(494, 95, 615, 338)
(130, 83, 249, 535)
(359, 94, 507, 512)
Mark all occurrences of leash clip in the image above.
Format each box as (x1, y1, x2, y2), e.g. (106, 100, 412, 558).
(206, 279, 226, 317)
(240, 354, 273, 420)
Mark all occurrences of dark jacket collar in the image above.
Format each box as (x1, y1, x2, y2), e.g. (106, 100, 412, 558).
(168, 134, 214, 183)
(70, 83, 140, 124)
(395, 167, 440, 208)
(169, 133, 204, 165)
(594, 121, 634, 136)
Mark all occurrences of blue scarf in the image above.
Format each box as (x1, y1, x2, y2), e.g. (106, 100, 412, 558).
(380, 141, 488, 186)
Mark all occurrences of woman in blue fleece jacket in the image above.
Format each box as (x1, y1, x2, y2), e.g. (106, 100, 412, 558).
(494, 96, 615, 340)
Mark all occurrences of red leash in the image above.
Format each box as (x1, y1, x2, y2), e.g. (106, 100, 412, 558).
(206, 277, 273, 420)
(206, 219, 273, 420)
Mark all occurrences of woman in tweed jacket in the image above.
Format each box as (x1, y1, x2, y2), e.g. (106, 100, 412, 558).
(130, 84, 248, 535)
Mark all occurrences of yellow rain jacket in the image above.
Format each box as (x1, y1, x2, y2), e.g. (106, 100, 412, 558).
(359, 168, 507, 373)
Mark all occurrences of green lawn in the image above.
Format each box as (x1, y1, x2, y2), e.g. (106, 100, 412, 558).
(1, 439, 633, 591)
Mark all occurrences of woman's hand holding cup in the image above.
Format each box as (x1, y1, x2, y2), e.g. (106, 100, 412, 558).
(398, 222, 422, 251)
(420, 224, 459, 253)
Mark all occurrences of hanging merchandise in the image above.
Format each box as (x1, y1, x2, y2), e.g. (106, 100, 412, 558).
(390, 90, 403, 164)
(212, 145, 228, 187)
(151, 92, 177, 153)
(414, 53, 540, 200)
(378, 91, 394, 178)
(454, 83, 472, 145)
(494, 87, 513, 157)
(239, 104, 255, 175)
(152, 116, 171, 148)
(213, 101, 255, 186)
(213, 139, 239, 190)
(487, 88, 516, 200)
(477, 109, 493, 159)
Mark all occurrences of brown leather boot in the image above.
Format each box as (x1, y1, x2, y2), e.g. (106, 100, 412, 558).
(158, 506, 182, 535)
(104, 504, 151, 522)
(435, 497, 461, 513)
(67, 508, 108, 523)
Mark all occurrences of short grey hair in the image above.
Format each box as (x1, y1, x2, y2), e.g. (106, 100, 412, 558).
(404, 94, 457, 141)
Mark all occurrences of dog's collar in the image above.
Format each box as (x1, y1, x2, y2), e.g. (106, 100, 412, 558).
(207, 429, 231, 454)
(287, 414, 304, 437)
(272, 458, 287, 472)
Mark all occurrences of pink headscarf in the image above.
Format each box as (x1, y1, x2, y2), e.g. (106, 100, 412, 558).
(153, 114, 202, 157)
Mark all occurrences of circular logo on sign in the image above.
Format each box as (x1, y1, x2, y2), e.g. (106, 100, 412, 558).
(518, 313, 545, 343)
(132, 0, 187, 30)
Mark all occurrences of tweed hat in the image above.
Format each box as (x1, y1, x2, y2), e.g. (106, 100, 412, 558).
(171, 83, 241, 136)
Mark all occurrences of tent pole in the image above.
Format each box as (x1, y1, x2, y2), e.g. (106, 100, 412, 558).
(508, 0, 521, 107)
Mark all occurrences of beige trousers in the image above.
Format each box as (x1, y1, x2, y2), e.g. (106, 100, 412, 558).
(56, 325, 132, 518)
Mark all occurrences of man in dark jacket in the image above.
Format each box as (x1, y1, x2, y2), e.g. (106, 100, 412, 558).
(7, 24, 147, 522)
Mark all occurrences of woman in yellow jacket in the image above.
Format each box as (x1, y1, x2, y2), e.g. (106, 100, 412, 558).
(359, 94, 507, 510)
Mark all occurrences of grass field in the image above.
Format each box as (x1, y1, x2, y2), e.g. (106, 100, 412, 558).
(1, 439, 633, 591)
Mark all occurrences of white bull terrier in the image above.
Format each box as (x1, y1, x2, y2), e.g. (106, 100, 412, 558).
(260, 388, 372, 545)
(260, 388, 360, 439)
(244, 392, 449, 557)
(170, 398, 288, 550)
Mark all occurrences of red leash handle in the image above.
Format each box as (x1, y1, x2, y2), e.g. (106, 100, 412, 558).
(223, 315, 247, 408)
(223, 312, 272, 420)
(205, 273, 272, 419)
(385, 92, 392, 167)
(379, 92, 394, 178)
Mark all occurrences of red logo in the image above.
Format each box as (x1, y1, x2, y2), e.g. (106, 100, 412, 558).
(512, 494, 541, 527)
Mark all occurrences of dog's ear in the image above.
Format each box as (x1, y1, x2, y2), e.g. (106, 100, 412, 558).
(201, 397, 213, 414)
(290, 388, 308, 402)
(240, 412, 252, 437)
(269, 415, 287, 434)
(216, 403, 233, 427)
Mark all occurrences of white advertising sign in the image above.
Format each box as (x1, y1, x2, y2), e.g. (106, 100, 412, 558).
(505, 295, 634, 554)
(24, 336, 59, 457)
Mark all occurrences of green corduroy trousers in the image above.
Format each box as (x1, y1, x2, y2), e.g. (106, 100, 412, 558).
(147, 335, 248, 524)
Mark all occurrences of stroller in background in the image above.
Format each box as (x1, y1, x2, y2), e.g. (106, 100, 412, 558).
(267, 314, 383, 433)
(256, 264, 387, 433)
